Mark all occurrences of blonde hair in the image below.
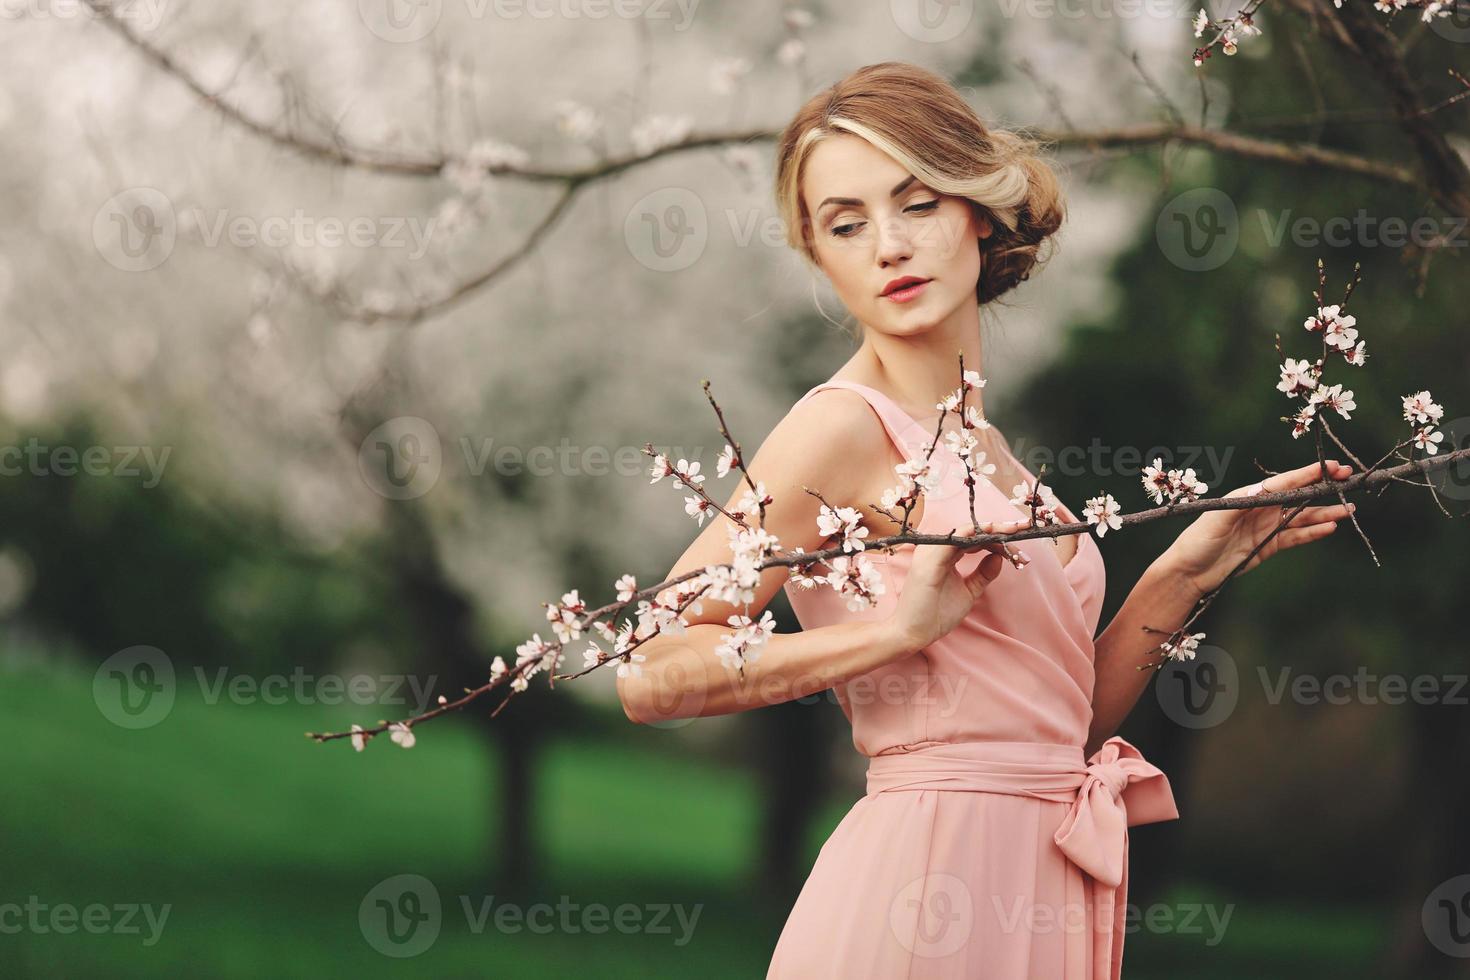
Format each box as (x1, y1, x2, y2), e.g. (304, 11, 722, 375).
(774, 61, 1065, 307)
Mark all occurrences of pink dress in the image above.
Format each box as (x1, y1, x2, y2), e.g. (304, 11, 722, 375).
(766, 380, 1179, 980)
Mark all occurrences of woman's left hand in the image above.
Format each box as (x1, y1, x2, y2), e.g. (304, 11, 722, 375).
(1162, 459, 1357, 597)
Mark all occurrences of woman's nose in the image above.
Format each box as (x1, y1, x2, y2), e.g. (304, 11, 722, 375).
(874, 213, 914, 266)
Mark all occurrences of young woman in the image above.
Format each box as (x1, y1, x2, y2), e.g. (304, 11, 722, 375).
(617, 61, 1354, 979)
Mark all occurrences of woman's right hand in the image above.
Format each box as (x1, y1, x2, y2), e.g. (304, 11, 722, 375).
(883, 519, 1029, 654)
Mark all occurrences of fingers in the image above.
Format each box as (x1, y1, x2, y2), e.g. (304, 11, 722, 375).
(1285, 502, 1356, 527)
(1274, 521, 1338, 550)
(967, 519, 1026, 543)
(1231, 459, 1354, 501)
(962, 549, 1006, 600)
(1268, 459, 1354, 493)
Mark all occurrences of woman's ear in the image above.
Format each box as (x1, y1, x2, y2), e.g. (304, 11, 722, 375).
(973, 206, 994, 241)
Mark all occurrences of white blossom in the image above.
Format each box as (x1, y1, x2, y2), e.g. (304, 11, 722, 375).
(544, 589, 586, 643)
(784, 7, 814, 29)
(1010, 481, 1064, 526)
(1308, 383, 1356, 420)
(389, 722, 416, 749)
(943, 428, 980, 459)
(1305, 305, 1358, 353)
(1193, 8, 1209, 36)
(824, 555, 886, 612)
(703, 557, 760, 607)
(350, 724, 367, 752)
(466, 138, 530, 171)
(674, 458, 704, 488)
(1289, 406, 1317, 440)
(967, 450, 998, 480)
(786, 547, 823, 590)
(734, 481, 773, 521)
(1160, 631, 1206, 662)
(1083, 493, 1123, 537)
(716, 444, 738, 478)
(1402, 390, 1444, 426)
(709, 56, 752, 95)
(630, 115, 693, 156)
(616, 650, 647, 679)
(713, 610, 776, 671)
(553, 100, 602, 143)
(1412, 426, 1445, 455)
(895, 456, 941, 495)
(777, 38, 806, 66)
(817, 504, 869, 553)
(1277, 358, 1319, 397)
(615, 574, 638, 602)
(685, 495, 713, 526)
(1140, 457, 1208, 504)
(515, 633, 555, 684)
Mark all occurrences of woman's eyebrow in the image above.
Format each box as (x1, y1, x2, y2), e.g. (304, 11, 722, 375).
(816, 174, 919, 214)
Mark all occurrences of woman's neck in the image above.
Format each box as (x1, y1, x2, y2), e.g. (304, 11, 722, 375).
(841, 305, 987, 423)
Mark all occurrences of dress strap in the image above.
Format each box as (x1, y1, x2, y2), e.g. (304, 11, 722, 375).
(795, 380, 930, 462)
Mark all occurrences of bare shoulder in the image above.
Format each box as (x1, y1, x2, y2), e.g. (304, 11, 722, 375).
(755, 386, 897, 502)
(644, 387, 898, 634)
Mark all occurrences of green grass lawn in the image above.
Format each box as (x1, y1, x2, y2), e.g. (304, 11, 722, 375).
(0, 651, 1389, 978)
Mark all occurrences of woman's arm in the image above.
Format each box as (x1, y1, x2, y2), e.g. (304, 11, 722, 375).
(1085, 459, 1356, 756)
(1085, 558, 1201, 757)
(617, 388, 897, 724)
(619, 616, 918, 723)
(618, 387, 1014, 725)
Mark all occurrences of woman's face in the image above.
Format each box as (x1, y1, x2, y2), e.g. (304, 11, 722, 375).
(800, 133, 991, 337)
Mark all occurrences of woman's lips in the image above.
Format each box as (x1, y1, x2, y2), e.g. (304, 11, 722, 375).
(882, 279, 931, 303)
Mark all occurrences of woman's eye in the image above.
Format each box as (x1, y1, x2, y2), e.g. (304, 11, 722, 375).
(829, 201, 935, 237)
